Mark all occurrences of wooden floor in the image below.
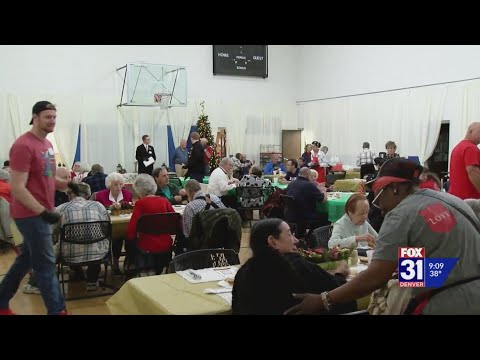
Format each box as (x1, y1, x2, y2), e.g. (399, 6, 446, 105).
(0, 228, 253, 315)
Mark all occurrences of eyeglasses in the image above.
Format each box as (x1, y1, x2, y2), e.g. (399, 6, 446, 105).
(372, 188, 384, 209)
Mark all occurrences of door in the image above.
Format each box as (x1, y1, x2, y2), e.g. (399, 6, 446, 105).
(282, 130, 302, 163)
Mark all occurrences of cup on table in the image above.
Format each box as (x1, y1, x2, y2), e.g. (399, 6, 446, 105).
(273, 177, 278, 184)
(366, 250, 374, 264)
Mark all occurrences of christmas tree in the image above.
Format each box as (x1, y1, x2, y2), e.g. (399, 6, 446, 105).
(196, 101, 219, 171)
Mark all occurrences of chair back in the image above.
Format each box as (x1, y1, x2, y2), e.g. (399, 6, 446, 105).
(280, 194, 295, 209)
(312, 224, 334, 248)
(326, 171, 346, 186)
(61, 220, 112, 246)
(58, 220, 115, 300)
(170, 248, 240, 272)
(136, 212, 181, 236)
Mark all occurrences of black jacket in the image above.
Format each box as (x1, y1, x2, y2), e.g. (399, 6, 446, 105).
(285, 176, 324, 222)
(232, 251, 356, 315)
(186, 141, 205, 175)
(136, 144, 156, 175)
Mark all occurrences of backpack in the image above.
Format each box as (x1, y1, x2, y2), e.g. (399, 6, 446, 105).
(187, 196, 242, 252)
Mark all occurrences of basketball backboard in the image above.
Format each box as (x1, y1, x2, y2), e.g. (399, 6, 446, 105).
(116, 63, 187, 108)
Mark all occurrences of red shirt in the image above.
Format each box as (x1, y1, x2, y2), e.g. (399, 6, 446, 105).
(0, 180, 11, 203)
(204, 146, 213, 164)
(449, 139, 480, 199)
(9, 132, 56, 218)
(127, 196, 175, 252)
(419, 179, 440, 191)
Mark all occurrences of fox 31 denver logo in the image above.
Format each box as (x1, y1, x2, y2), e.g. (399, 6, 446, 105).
(398, 247, 425, 287)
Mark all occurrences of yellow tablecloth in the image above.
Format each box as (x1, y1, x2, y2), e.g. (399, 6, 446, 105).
(106, 263, 370, 314)
(106, 273, 232, 315)
(345, 171, 361, 179)
(333, 179, 364, 192)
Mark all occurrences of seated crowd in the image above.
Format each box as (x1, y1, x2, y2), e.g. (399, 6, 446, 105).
(5, 135, 469, 316)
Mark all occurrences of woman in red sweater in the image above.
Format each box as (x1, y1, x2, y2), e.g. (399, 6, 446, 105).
(127, 174, 176, 276)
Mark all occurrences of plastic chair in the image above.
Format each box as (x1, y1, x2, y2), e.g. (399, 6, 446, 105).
(312, 224, 334, 249)
(325, 171, 346, 186)
(169, 248, 240, 272)
(280, 194, 324, 245)
(129, 212, 182, 277)
(57, 220, 115, 301)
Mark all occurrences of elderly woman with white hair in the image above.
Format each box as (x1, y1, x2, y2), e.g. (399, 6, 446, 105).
(127, 174, 176, 276)
(94, 172, 133, 274)
(94, 172, 133, 207)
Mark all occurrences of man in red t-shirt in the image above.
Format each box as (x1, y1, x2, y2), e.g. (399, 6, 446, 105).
(0, 101, 70, 316)
(449, 122, 480, 200)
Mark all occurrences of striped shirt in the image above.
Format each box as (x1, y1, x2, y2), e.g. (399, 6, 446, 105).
(356, 149, 376, 166)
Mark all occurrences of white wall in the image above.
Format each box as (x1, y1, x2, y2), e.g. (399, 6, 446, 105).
(297, 45, 480, 101)
(296, 45, 480, 167)
(0, 45, 298, 171)
(0, 45, 297, 103)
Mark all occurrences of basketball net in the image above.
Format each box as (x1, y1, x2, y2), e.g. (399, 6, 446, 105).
(154, 93, 172, 110)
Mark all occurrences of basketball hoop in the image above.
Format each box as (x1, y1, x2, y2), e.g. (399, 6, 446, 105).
(154, 93, 172, 109)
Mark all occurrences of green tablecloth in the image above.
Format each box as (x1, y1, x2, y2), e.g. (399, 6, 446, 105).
(316, 192, 354, 223)
(272, 183, 287, 190)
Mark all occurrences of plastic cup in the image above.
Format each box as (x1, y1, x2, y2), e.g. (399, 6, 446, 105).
(366, 250, 374, 264)
(273, 177, 278, 184)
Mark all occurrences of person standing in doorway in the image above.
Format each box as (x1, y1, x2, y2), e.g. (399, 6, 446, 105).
(0, 101, 69, 315)
(449, 122, 480, 200)
(173, 139, 188, 177)
(136, 135, 156, 175)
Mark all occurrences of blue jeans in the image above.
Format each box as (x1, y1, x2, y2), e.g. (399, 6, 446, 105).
(0, 216, 65, 314)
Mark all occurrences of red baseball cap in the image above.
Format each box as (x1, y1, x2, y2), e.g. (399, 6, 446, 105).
(366, 158, 423, 193)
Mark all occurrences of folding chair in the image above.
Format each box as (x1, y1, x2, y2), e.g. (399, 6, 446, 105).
(128, 212, 182, 277)
(312, 224, 334, 249)
(280, 194, 325, 247)
(169, 248, 240, 272)
(57, 220, 115, 301)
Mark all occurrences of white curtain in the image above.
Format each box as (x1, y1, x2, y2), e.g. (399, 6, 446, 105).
(167, 102, 197, 148)
(299, 85, 447, 167)
(48, 95, 81, 167)
(117, 105, 169, 173)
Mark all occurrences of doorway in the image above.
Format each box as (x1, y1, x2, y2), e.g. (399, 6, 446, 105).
(426, 122, 449, 178)
(282, 130, 302, 163)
